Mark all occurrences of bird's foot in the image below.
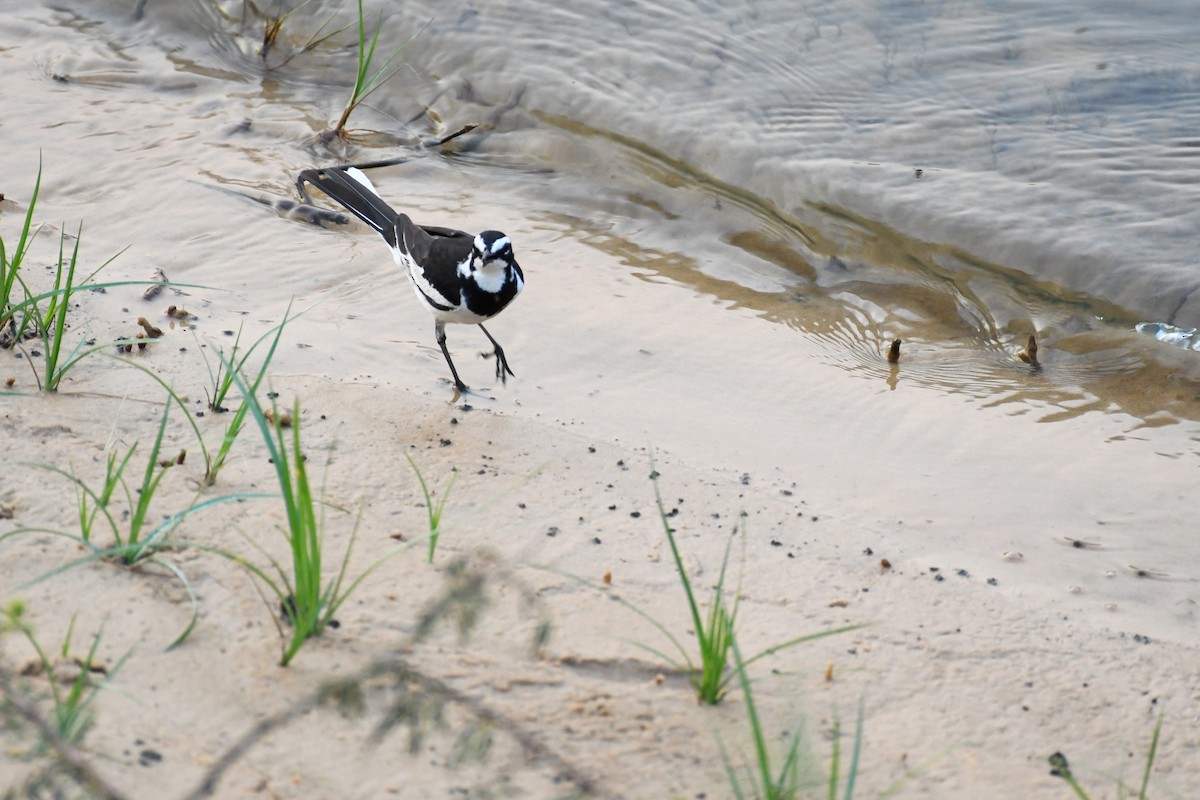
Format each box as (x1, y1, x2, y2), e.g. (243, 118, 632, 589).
(484, 345, 516, 385)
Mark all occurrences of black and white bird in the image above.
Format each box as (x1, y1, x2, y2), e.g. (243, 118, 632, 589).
(296, 164, 524, 394)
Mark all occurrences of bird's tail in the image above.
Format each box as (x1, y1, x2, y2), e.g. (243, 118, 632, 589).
(296, 166, 401, 247)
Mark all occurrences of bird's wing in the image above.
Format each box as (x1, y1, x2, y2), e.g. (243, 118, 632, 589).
(397, 223, 478, 309)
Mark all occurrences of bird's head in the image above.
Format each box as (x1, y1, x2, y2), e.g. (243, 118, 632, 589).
(472, 231, 516, 272)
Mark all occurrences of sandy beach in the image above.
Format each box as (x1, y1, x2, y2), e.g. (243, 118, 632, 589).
(2, 272, 1198, 798)
(3, 1, 1200, 798)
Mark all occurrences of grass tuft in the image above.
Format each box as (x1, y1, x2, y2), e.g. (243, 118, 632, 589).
(614, 465, 862, 704)
(199, 312, 293, 486)
(406, 453, 457, 563)
(326, 0, 424, 140)
(1, 601, 130, 749)
(116, 307, 296, 488)
(5, 391, 245, 649)
(219, 356, 406, 666)
(0, 159, 165, 392)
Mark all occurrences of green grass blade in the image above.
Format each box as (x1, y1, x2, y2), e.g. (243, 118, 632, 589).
(332, 1, 427, 134)
(6, 278, 210, 322)
(59, 624, 105, 740)
(206, 402, 249, 485)
(12, 462, 122, 546)
(152, 556, 201, 650)
(219, 308, 292, 492)
(843, 699, 865, 800)
(325, 523, 412, 622)
(779, 733, 803, 798)
(731, 634, 774, 795)
(296, 0, 351, 54)
(739, 623, 867, 675)
(650, 465, 707, 668)
(717, 735, 749, 800)
(545, 567, 696, 673)
(1137, 712, 1162, 800)
(405, 454, 457, 563)
(111, 355, 211, 475)
(140, 492, 276, 556)
(828, 709, 842, 800)
(44, 224, 81, 390)
(1, 156, 42, 317)
(124, 400, 173, 553)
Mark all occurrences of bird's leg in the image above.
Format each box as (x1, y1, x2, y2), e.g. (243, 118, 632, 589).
(435, 321, 469, 394)
(478, 323, 515, 384)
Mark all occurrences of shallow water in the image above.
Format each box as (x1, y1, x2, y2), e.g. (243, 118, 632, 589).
(2, 0, 1198, 641)
(11, 0, 1200, 409)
